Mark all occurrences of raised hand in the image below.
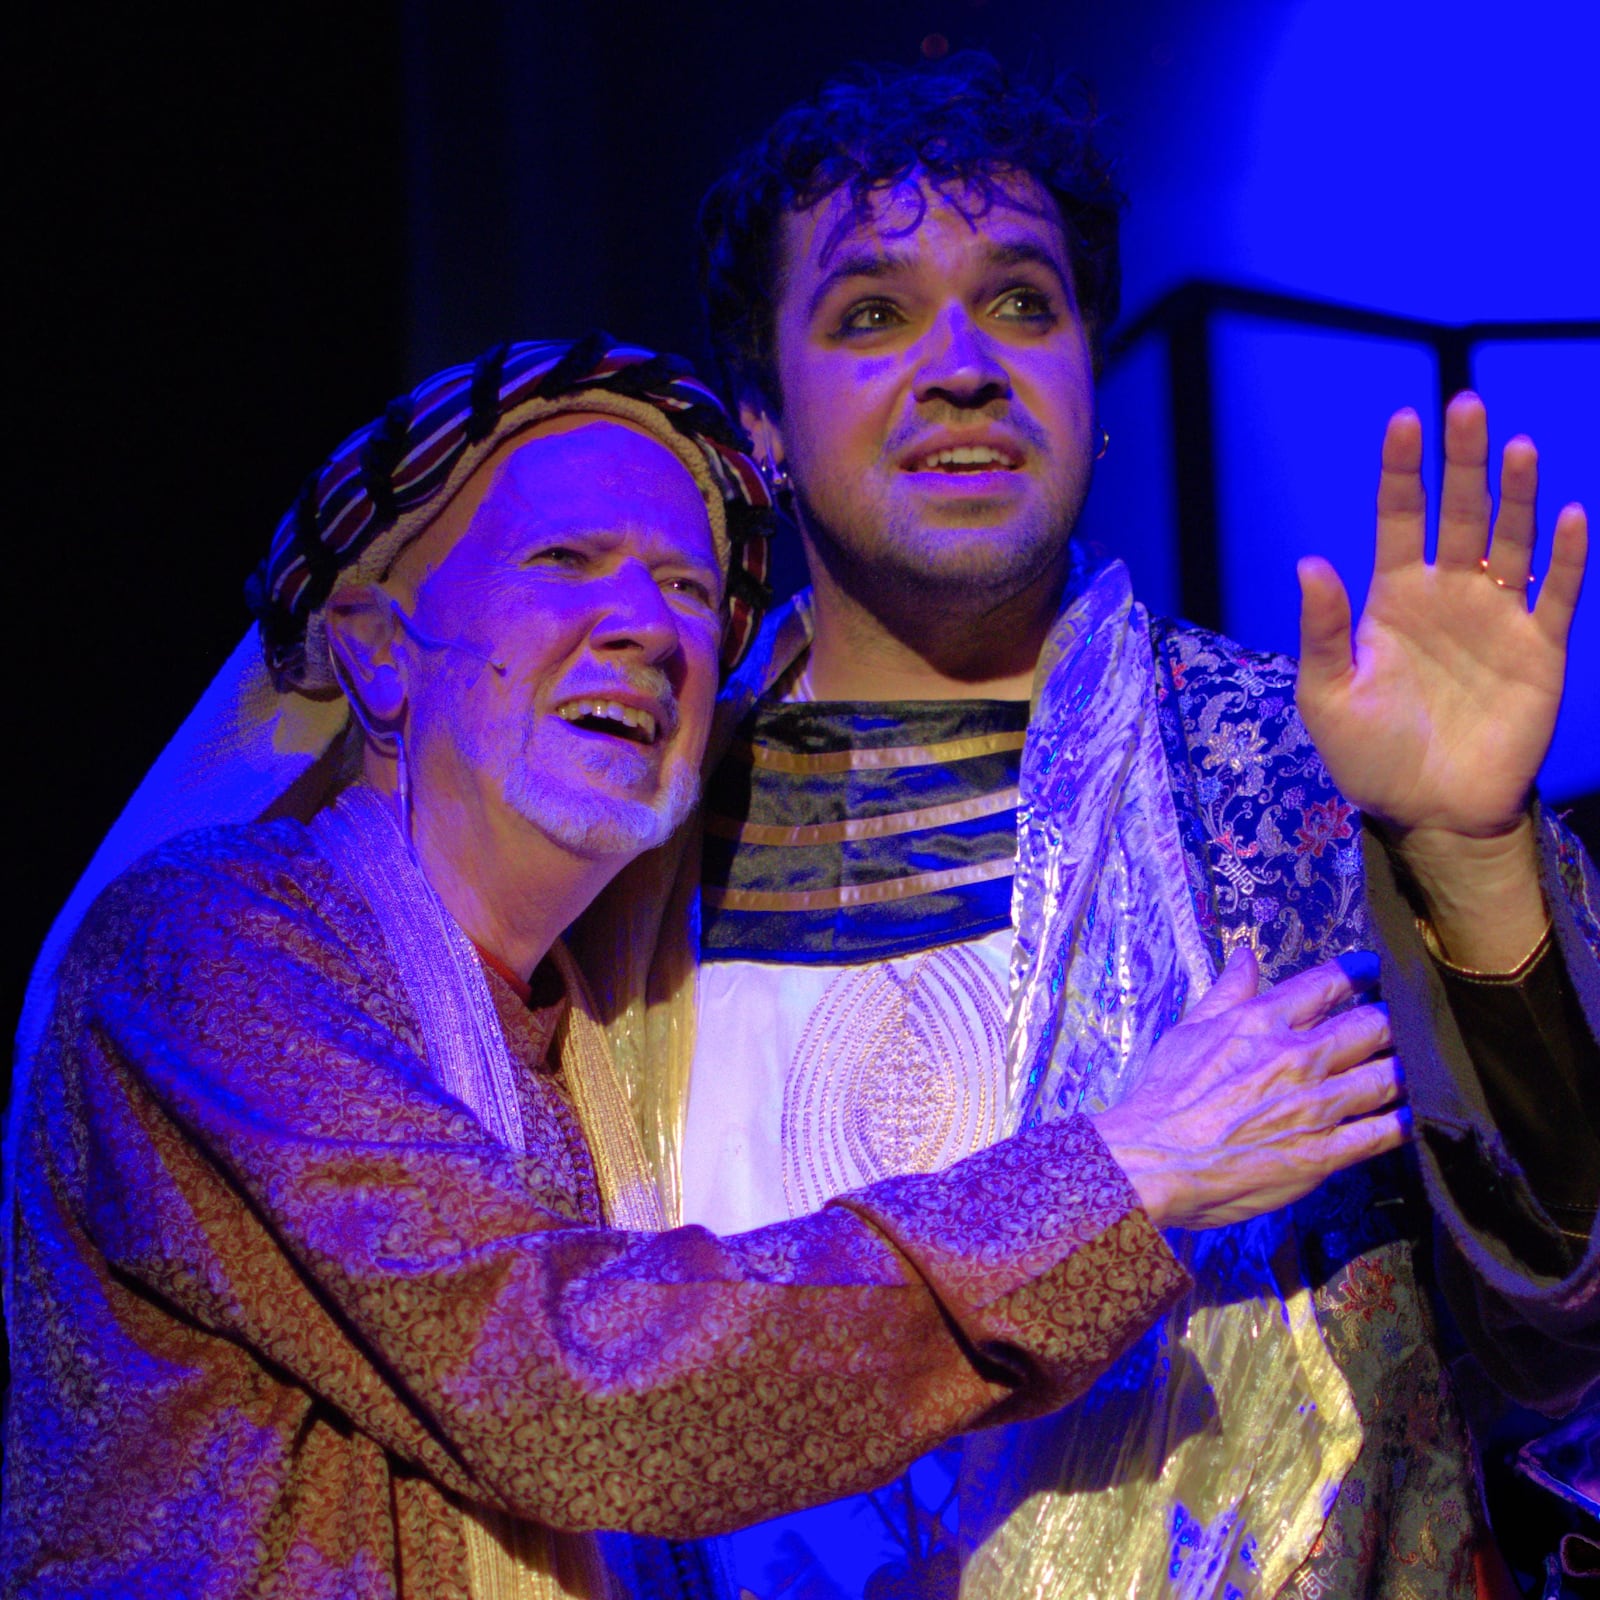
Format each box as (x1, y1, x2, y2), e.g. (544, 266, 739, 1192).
(1089, 948, 1405, 1231)
(1294, 393, 1588, 967)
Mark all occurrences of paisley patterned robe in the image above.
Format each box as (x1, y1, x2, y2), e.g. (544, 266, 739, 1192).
(0, 820, 1188, 1597)
(1152, 616, 1599, 1597)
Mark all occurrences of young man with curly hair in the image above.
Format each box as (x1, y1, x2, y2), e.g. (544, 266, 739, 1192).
(570, 55, 1599, 1599)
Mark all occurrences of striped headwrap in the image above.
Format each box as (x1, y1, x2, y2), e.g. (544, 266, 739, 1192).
(247, 333, 774, 691)
(14, 334, 777, 1189)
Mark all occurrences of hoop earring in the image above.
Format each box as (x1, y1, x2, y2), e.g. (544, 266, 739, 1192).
(762, 448, 793, 500)
(1095, 426, 1110, 461)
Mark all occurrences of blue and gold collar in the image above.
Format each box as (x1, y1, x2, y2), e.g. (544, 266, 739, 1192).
(700, 698, 1027, 965)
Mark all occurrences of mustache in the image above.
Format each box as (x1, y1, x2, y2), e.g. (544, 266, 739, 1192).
(883, 402, 1052, 458)
(551, 665, 680, 737)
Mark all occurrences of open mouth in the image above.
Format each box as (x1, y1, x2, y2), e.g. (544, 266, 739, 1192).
(904, 444, 1022, 474)
(555, 699, 660, 746)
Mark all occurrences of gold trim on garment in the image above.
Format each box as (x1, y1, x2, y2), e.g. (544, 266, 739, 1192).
(463, 1508, 608, 1600)
(732, 730, 1026, 774)
(704, 786, 1020, 847)
(703, 857, 1014, 913)
(548, 943, 666, 1233)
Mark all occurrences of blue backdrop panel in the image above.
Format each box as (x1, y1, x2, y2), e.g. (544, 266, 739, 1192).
(1077, 335, 1180, 621)
(1211, 318, 1439, 665)
(1472, 339, 1600, 801)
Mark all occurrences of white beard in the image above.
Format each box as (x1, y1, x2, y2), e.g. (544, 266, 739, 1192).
(502, 751, 698, 858)
(435, 662, 700, 861)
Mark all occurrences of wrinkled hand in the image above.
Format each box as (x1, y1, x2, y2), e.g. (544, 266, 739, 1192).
(1089, 948, 1405, 1231)
(1296, 393, 1587, 842)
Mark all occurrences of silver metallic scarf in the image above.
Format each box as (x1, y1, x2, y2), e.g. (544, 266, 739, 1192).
(959, 563, 1361, 1598)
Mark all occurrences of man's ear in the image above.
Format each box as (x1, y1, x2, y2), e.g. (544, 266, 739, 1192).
(323, 583, 407, 729)
(737, 386, 786, 477)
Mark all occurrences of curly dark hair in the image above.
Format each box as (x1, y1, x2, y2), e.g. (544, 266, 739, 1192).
(699, 52, 1124, 407)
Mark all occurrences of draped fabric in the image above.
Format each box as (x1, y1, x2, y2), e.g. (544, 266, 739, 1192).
(681, 566, 1361, 1598)
(962, 563, 1363, 1599)
(634, 559, 1600, 1597)
(310, 785, 662, 1598)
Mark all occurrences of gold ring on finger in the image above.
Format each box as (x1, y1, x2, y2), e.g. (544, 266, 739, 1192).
(1479, 557, 1535, 592)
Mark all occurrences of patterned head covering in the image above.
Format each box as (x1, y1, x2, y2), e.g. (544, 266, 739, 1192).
(247, 333, 774, 691)
(13, 334, 774, 1091)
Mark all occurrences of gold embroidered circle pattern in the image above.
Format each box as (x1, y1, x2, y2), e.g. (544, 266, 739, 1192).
(781, 945, 1007, 1215)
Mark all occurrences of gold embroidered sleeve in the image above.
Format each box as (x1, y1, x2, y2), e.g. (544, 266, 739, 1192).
(834, 1114, 1191, 1426)
(53, 832, 1186, 1541)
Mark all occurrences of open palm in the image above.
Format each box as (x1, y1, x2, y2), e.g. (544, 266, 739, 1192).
(1296, 393, 1588, 841)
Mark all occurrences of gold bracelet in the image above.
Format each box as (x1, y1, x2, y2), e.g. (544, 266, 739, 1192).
(1414, 915, 1553, 984)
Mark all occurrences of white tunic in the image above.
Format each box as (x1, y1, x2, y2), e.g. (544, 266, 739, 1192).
(682, 927, 1013, 1234)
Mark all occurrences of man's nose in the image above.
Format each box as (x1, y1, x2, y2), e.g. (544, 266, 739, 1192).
(912, 306, 1011, 408)
(590, 560, 681, 659)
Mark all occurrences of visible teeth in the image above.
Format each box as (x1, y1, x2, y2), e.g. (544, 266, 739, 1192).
(912, 445, 1018, 471)
(557, 699, 659, 741)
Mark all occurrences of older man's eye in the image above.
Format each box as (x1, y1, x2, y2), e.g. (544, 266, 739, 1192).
(838, 299, 905, 336)
(665, 575, 718, 608)
(527, 545, 586, 569)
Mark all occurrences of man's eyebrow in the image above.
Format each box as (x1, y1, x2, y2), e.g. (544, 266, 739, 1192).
(984, 239, 1074, 292)
(803, 237, 1075, 322)
(804, 249, 908, 321)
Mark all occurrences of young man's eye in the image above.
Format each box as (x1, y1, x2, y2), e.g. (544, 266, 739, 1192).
(837, 299, 905, 336)
(991, 287, 1057, 323)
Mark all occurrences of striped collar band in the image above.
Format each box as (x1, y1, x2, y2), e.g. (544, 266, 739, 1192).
(700, 697, 1028, 965)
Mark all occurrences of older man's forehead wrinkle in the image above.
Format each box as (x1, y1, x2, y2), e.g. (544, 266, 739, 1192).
(467, 485, 719, 584)
(500, 438, 692, 500)
(477, 441, 699, 531)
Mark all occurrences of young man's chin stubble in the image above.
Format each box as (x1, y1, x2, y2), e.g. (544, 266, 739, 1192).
(794, 475, 1086, 620)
